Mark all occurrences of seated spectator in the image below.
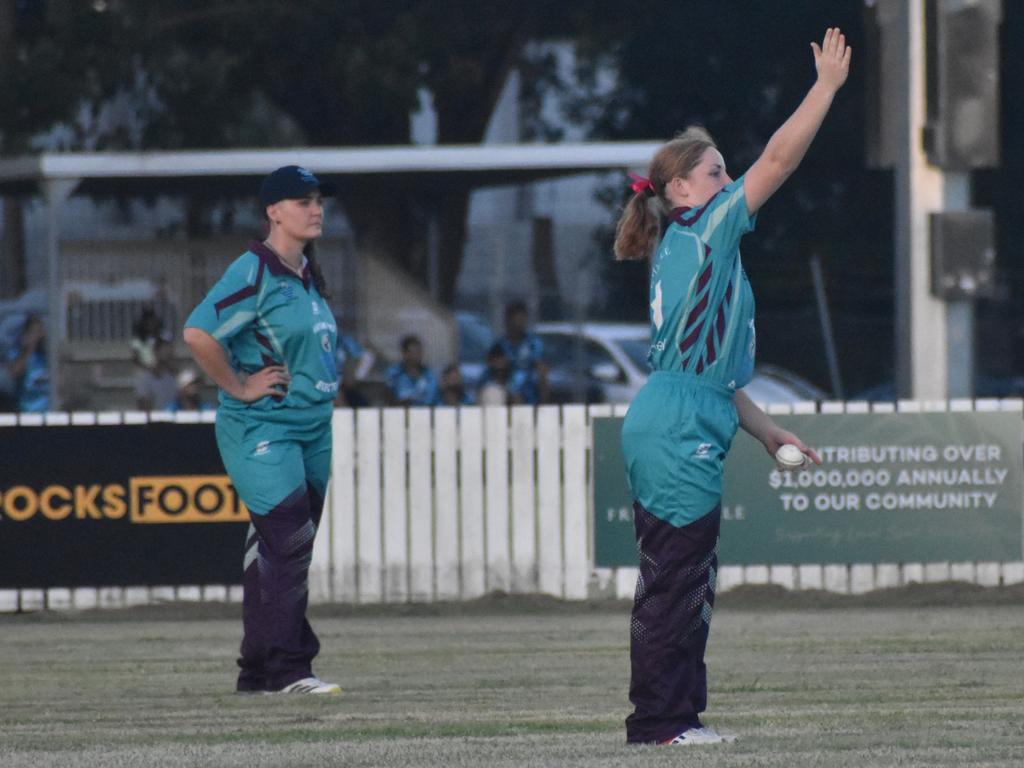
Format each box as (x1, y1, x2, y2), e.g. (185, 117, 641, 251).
(135, 337, 178, 411)
(440, 364, 475, 406)
(334, 331, 375, 408)
(131, 305, 167, 374)
(477, 343, 523, 406)
(3, 314, 49, 413)
(494, 300, 549, 404)
(168, 367, 212, 412)
(386, 335, 440, 407)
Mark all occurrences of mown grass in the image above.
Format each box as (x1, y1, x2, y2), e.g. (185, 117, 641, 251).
(1, 589, 1022, 767)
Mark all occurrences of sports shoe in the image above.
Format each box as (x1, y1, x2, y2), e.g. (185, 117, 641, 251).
(275, 677, 342, 695)
(661, 726, 724, 745)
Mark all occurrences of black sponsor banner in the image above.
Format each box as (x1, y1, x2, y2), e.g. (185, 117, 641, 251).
(0, 423, 250, 588)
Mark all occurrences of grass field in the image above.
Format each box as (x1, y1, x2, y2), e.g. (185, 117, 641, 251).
(1, 586, 1023, 767)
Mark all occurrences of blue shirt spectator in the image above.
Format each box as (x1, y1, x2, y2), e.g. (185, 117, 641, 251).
(440, 364, 476, 406)
(166, 368, 213, 413)
(476, 343, 521, 406)
(4, 315, 49, 413)
(335, 333, 364, 371)
(493, 300, 549, 404)
(335, 331, 375, 407)
(387, 335, 440, 407)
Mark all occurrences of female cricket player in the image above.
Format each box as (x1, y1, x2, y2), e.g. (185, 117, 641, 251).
(614, 28, 849, 744)
(184, 165, 341, 694)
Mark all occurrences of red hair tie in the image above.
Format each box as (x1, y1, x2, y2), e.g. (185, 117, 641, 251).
(628, 172, 656, 198)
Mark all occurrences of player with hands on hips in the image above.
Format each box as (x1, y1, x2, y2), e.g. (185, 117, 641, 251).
(184, 165, 343, 695)
(614, 28, 847, 746)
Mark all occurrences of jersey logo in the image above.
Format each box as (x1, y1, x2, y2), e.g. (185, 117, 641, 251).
(278, 281, 295, 300)
(311, 300, 320, 315)
(694, 443, 713, 460)
(651, 280, 663, 330)
(254, 441, 271, 456)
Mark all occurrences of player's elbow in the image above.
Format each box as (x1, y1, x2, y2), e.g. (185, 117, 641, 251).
(761, 151, 797, 185)
(182, 326, 210, 351)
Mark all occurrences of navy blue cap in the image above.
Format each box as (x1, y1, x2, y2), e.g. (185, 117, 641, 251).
(258, 165, 336, 207)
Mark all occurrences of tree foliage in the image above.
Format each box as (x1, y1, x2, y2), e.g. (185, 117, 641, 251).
(3, 1, 576, 303)
(569, 0, 896, 392)
(92, 1, 573, 303)
(0, 0, 131, 153)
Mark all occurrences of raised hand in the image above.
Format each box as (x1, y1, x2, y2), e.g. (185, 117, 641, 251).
(811, 27, 852, 94)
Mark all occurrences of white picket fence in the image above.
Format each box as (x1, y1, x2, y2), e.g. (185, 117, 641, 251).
(316, 404, 607, 605)
(2, 399, 1023, 612)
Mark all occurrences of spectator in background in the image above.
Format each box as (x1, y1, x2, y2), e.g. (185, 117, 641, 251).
(3, 314, 49, 413)
(440, 363, 475, 406)
(494, 300, 549, 404)
(334, 331, 374, 408)
(131, 305, 167, 375)
(477, 343, 522, 406)
(387, 335, 440, 407)
(135, 337, 178, 410)
(168, 367, 211, 412)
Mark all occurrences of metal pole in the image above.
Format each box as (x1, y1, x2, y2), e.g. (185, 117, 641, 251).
(427, 210, 440, 302)
(809, 254, 844, 400)
(893, 0, 971, 401)
(43, 178, 78, 412)
(946, 300, 974, 397)
(941, 174, 973, 398)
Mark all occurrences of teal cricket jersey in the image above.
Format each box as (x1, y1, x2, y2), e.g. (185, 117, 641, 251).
(184, 241, 339, 413)
(647, 175, 757, 387)
(621, 176, 757, 527)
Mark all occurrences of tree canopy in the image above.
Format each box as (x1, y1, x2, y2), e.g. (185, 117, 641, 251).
(5, 1, 1022, 393)
(4, 0, 576, 302)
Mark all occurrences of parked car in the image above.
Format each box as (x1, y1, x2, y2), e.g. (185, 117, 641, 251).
(534, 321, 828, 405)
(534, 322, 650, 404)
(743, 363, 829, 405)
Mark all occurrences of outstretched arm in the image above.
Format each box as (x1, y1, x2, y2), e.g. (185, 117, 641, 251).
(743, 27, 851, 215)
(735, 389, 822, 465)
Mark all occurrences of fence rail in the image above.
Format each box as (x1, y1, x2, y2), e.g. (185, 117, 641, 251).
(1, 399, 1023, 612)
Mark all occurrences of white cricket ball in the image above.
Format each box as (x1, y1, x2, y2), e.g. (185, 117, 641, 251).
(775, 443, 806, 470)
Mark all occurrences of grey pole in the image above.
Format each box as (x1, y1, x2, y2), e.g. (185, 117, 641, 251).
(809, 254, 844, 400)
(43, 178, 79, 412)
(426, 210, 440, 302)
(941, 174, 973, 399)
(892, 0, 978, 401)
(946, 300, 975, 397)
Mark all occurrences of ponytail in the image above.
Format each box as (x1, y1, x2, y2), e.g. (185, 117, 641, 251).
(614, 193, 661, 261)
(303, 241, 331, 300)
(614, 125, 718, 261)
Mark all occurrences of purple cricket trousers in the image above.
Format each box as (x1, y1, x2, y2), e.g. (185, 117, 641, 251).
(626, 501, 721, 743)
(236, 483, 325, 692)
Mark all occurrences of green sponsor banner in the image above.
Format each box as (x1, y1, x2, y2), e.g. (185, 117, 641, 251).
(594, 412, 1024, 566)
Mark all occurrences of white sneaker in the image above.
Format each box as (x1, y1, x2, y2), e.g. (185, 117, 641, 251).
(716, 728, 738, 743)
(276, 677, 341, 695)
(661, 726, 724, 745)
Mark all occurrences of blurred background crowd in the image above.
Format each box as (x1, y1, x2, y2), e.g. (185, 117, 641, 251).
(0, 293, 827, 414)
